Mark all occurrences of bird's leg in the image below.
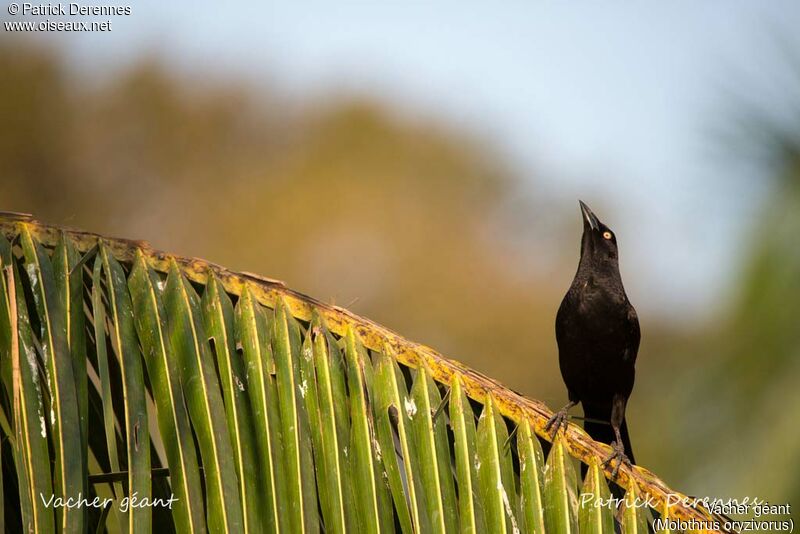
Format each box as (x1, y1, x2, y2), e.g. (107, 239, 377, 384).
(601, 396, 631, 479)
(545, 399, 578, 439)
(602, 426, 631, 479)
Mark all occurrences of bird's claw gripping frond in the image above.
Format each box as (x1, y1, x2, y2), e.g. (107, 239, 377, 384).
(545, 402, 575, 440)
(601, 440, 632, 479)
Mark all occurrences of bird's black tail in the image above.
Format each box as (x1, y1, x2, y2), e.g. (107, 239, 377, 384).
(583, 415, 635, 464)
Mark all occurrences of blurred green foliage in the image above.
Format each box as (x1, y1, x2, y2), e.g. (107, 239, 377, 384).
(1, 40, 798, 513)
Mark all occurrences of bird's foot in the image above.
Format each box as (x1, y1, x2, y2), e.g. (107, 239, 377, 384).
(601, 440, 631, 479)
(545, 408, 570, 440)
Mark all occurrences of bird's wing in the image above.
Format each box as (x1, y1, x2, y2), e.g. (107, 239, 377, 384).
(624, 305, 641, 363)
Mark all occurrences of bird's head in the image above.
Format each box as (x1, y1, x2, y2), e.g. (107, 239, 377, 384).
(578, 200, 619, 266)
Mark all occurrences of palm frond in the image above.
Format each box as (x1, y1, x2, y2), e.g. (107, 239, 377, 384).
(0, 214, 729, 533)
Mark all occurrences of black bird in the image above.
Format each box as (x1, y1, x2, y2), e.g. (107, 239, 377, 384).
(547, 200, 640, 473)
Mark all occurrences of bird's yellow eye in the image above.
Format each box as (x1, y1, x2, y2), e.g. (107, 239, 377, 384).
(603, 231, 612, 240)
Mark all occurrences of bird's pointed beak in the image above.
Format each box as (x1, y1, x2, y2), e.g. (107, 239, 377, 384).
(579, 200, 600, 232)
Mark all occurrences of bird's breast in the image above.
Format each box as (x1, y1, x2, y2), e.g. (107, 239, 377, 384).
(576, 283, 626, 316)
(557, 282, 634, 347)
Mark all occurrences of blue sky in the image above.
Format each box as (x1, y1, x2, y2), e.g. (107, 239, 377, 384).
(9, 1, 800, 318)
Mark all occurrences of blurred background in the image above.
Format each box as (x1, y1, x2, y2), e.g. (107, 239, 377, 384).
(2, 1, 799, 514)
